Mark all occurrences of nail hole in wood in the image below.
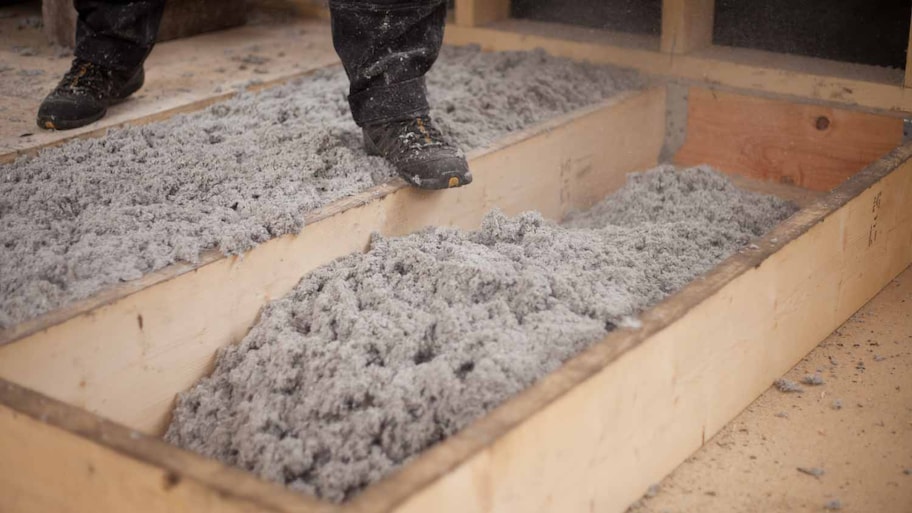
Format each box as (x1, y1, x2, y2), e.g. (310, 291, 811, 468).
(815, 116, 830, 130)
(163, 471, 181, 490)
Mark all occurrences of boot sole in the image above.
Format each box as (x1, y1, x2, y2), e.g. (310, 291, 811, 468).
(363, 133, 473, 190)
(38, 109, 108, 131)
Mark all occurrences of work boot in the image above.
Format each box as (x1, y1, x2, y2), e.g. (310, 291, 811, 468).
(363, 115, 472, 190)
(37, 58, 145, 130)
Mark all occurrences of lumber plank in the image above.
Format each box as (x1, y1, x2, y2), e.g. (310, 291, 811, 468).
(675, 87, 903, 191)
(0, 88, 667, 436)
(661, 0, 715, 54)
(444, 19, 912, 115)
(0, 380, 336, 513)
(345, 145, 912, 513)
(454, 0, 510, 27)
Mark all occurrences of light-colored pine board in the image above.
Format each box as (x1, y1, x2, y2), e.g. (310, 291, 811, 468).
(0, 381, 335, 513)
(347, 145, 912, 513)
(0, 17, 338, 161)
(661, 0, 715, 54)
(444, 19, 912, 115)
(675, 87, 904, 191)
(454, 0, 510, 27)
(0, 88, 667, 436)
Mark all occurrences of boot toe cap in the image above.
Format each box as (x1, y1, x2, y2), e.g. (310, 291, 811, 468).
(36, 94, 106, 130)
(400, 155, 473, 190)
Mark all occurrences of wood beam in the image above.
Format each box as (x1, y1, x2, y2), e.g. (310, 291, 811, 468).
(0, 381, 335, 513)
(454, 0, 510, 27)
(661, 0, 715, 54)
(675, 88, 904, 191)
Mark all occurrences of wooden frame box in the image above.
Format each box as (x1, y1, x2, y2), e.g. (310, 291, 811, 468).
(2, 3, 911, 510)
(2, 79, 909, 512)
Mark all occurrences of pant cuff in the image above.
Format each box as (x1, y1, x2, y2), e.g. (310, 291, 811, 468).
(348, 77, 430, 127)
(75, 33, 151, 71)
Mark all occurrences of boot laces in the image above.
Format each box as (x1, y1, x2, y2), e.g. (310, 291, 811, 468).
(374, 116, 449, 158)
(58, 59, 114, 97)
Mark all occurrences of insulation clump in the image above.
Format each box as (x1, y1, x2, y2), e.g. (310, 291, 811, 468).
(166, 166, 798, 501)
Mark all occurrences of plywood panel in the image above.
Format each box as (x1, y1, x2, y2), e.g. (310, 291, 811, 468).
(675, 87, 903, 191)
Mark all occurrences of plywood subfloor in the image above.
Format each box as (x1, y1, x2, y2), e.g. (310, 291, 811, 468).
(0, 1, 336, 157)
(628, 265, 912, 513)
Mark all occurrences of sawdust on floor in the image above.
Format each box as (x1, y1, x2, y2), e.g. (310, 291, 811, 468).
(627, 266, 912, 513)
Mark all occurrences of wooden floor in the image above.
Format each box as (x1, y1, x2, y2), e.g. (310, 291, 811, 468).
(0, 1, 338, 160)
(629, 265, 912, 513)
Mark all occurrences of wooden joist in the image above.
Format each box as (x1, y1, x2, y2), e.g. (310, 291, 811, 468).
(0, 381, 334, 513)
(661, 0, 715, 54)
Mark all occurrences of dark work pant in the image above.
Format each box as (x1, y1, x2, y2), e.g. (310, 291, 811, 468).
(74, 0, 166, 71)
(73, 0, 447, 126)
(329, 0, 446, 126)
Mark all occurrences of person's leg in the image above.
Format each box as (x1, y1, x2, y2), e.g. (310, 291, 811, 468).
(74, 0, 166, 71)
(329, 0, 472, 189)
(329, 0, 444, 127)
(37, 0, 165, 130)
